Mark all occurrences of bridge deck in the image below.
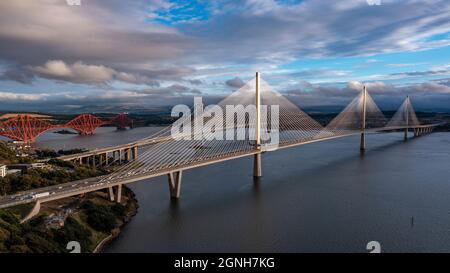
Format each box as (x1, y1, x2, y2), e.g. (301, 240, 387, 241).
(0, 123, 442, 209)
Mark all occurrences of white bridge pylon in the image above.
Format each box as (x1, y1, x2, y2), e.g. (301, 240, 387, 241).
(386, 96, 420, 128)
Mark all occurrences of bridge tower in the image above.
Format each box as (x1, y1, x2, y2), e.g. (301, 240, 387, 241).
(404, 96, 409, 141)
(253, 72, 262, 178)
(360, 85, 367, 151)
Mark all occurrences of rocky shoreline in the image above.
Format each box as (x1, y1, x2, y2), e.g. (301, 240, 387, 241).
(93, 188, 139, 253)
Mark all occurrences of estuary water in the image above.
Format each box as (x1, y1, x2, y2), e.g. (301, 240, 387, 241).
(33, 128, 450, 252)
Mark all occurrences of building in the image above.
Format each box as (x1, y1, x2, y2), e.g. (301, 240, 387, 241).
(0, 164, 6, 177)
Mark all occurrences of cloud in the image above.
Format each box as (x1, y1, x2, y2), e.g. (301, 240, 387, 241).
(24, 60, 159, 85)
(188, 79, 203, 85)
(1, 0, 450, 112)
(174, 0, 450, 66)
(0, 91, 47, 101)
(0, 66, 34, 84)
(135, 84, 202, 97)
(29, 60, 116, 84)
(0, 1, 189, 65)
(225, 77, 245, 88)
(284, 79, 450, 110)
(390, 69, 450, 77)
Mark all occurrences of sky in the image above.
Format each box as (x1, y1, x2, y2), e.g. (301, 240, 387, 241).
(0, 0, 449, 113)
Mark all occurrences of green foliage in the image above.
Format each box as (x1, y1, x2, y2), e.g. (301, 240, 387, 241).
(111, 203, 126, 218)
(57, 148, 87, 155)
(0, 209, 93, 253)
(35, 148, 87, 159)
(0, 186, 137, 253)
(0, 142, 18, 164)
(53, 217, 92, 252)
(0, 143, 107, 195)
(81, 201, 117, 233)
(48, 158, 75, 168)
(35, 149, 58, 158)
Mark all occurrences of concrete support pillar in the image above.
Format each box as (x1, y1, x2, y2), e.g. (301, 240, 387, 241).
(404, 96, 409, 141)
(108, 186, 114, 201)
(126, 148, 131, 161)
(360, 86, 367, 151)
(92, 156, 96, 169)
(79, 157, 82, 165)
(133, 146, 138, 160)
(119, 149, 122, 164)
(116, 184, 122, 203)
(105, 153, 109, 166)
(167, 170, 183, 199)
(253, 71, 263, 178)
(253, 153, 262, 177)
(360, 133, 366, 151)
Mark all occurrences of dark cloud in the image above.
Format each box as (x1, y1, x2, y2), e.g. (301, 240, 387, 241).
(0, 66, 34, 84)
(225, 77, 245, 88)
(0, 1, 190, 67)
(1, 60, 160, 86)
(188, 79, 203, 85)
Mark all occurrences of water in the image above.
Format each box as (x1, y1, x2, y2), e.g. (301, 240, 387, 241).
(29, 129, 450, 252)
(32, 127, 164, 150)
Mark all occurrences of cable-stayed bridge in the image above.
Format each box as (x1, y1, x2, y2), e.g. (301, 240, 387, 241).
(0, 73, 444, 209)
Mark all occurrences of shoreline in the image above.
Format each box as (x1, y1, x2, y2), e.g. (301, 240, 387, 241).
(93, 187, 139, 253)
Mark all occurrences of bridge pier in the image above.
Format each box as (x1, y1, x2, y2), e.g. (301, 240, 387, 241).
(167, 170, 183, 199)
(112, 151, 117, 163)
(133, 146, 138, 160)
(360, 86, 367, 151)
(108, 186, 114, 201)
(126, 148, 132, 161)
(360, 132, 365, 151)
(116, 184, 122, 203)
(404, 128, 408, 141)
(253, 153, 262, 177)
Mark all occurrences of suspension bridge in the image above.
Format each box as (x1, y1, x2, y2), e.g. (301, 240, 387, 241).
(0, 73, 444, 210)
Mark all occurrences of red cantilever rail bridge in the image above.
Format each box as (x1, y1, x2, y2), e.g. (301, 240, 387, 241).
(0, 113, 133, 142)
